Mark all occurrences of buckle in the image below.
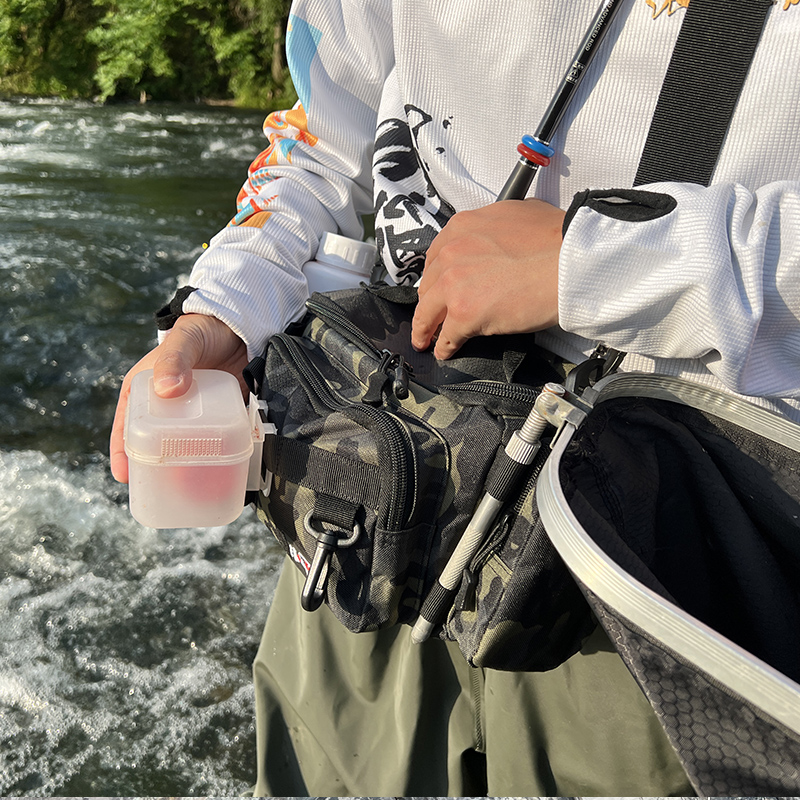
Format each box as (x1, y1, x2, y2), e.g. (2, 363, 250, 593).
(565, 344, 625, 394)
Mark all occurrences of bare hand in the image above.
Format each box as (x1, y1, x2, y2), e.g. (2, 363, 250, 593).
(411, 198, 565, 360)
(110, 314, 249, 483)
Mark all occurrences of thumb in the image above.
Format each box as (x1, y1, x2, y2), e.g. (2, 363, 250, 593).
(152, 324, 204, 397)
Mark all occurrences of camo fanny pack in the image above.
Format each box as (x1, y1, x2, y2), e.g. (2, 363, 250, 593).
(246, 283, 596, 671)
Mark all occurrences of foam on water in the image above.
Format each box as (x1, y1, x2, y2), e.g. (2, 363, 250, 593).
(0, 97, 283, 793)
(0, 449, 284, 795)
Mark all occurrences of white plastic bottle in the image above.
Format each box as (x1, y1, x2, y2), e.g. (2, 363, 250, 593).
(302, 231, 379, 293)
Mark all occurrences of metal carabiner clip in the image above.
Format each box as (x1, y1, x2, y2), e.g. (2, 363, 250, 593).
(300, 511, 362, 612)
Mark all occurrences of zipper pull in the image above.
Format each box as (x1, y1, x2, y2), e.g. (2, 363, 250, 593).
(456, 510, 512, 612)
(392, 355, 410, 399)
(363, 351, 412, 405)
(363, 372, 390, 405)
(565, 343, 626, 394)
(363, 351, 393, 405)
(457, 567, 479, 612)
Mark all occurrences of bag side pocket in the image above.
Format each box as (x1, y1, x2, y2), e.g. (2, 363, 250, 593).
(255, 326, 447, 631)
(446, 430, 596, 672)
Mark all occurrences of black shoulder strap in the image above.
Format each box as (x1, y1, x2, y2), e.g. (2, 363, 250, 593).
(634, 0, 772, 187)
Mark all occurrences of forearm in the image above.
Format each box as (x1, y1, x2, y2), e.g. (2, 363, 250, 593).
(183, 185, 346, 360)
(559, 180, 800, 398)
(171, 0, 393, 357)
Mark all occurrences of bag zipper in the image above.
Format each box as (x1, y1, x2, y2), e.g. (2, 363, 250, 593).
(272, 333, 415, 530)
(441, 379, 540, 405)
(307, 294, 412, 401)
(306, 294, 383, 357)
(307, 296, 544, 407)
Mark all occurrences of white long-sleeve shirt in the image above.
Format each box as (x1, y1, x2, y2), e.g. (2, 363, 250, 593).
(182, 0, 800, 419)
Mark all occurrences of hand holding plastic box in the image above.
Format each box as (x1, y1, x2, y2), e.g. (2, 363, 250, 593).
(124, 369, 272, 529)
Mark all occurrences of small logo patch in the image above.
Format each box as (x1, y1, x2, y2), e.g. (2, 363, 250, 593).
(645, 0, 689, 18)
(289, 543, 311, 575)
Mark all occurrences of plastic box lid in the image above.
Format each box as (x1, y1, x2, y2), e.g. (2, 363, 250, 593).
(124, 369, 253, 466)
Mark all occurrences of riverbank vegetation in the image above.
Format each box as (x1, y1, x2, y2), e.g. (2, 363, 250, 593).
(0, 0, 296, 108)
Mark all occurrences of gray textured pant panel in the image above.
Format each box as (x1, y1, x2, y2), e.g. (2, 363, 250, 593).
(252, 561, 693, 796)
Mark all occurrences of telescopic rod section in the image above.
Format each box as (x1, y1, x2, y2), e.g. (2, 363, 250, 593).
(496, 0, 626, 202)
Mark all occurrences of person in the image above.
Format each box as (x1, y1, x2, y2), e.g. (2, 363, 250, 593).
(110, 0, 800, 793)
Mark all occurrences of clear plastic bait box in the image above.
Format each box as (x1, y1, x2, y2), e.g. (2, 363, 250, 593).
(124, 369, 271, 529)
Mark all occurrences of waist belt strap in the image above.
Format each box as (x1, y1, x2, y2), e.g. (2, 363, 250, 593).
(634, 0, 772, 187)
(264, 436, 384, 512)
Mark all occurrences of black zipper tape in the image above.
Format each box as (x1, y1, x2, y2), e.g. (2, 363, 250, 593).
(306, 294, 384, 358)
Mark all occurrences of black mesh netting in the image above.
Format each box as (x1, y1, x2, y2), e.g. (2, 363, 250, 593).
(559, 396, 800, 794)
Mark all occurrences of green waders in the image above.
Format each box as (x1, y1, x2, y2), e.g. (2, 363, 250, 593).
(252, 561, 694, 796)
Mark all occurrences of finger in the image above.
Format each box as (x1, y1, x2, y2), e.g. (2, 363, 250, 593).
(110, 349, 159, 484)
(109, 380, 132, 484)
(411, 291, 448, 352)
(432, 317, 469, 361)
(152, 323, 204, 397)
(417, 254, 433, 298)
(418, 234, 448, 298)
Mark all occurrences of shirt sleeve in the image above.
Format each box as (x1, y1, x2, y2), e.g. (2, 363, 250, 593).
(558, 180, 800, 399)
(181, 0, 394, 359)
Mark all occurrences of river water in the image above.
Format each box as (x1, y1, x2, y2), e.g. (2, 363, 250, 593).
(0, 97, 287, 796)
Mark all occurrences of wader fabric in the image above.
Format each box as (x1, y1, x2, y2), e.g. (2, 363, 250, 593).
(252, 561, 693, 796)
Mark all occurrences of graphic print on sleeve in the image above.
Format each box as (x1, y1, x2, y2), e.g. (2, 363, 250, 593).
(374, 104, 456, 285)
(230, 105, 319, 228)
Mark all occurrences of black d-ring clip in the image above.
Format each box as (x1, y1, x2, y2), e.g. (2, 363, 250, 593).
(300, 511, 363, 612)
(565, 345, 626, 394)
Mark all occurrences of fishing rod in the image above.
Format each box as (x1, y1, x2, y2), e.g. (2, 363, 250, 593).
(498, 0, 626, 202)
(411, 0, 627, 645)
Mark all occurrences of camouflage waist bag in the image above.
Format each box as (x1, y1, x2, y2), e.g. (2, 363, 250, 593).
(246, 283, 596, 671)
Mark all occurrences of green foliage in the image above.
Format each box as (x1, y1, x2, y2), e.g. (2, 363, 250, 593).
(0, 0, 296, 107)
(0, 0, 102, 96)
